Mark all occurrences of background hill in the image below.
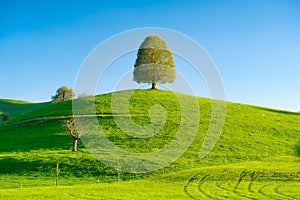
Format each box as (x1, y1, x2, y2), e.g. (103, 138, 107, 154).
(0, 90, 299, 199)
(0, 98, 49, 119)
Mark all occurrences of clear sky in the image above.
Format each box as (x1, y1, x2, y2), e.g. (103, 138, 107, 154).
(1, 0, 299, 111)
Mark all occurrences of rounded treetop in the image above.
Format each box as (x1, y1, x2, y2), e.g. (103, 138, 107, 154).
(139, 35, 169, 50)
(133, 34, 175, 89)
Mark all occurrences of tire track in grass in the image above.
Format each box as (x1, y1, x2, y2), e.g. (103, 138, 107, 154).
(234, 171, 248, 192)
(240, 171, 264, 199)
(184, 173, 201, 199)
(257, 172, 300, 200)
(274, 184, 298, 200)
(183, 174, 198, 199)
(184, 170, 300, 199)
(257, 183, 282, 200)
(185, 171, 257, 200)
(215, 181, 237, 199)
(248, 171, 258, 193)
(197, 175, 215, 199)
(209, 181, 231, 199)
(215, 181, 253, 200)
(232, 171, 259, 200)
(248, 171, 285, 200)
(184, 174, 214, 199)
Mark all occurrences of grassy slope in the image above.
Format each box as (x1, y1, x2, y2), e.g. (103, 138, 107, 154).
(0, 98, 49, 118)
(0, 90, 299, 199)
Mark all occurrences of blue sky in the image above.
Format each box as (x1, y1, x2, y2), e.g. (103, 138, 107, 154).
(1, 0, 299, 111)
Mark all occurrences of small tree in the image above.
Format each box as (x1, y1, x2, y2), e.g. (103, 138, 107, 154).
(133, 35, 175, 90)
(0, 111, 3, 121)
(52, 86, 75, 103)
(2, 113, 11, 121)
(64, 118, 81, 152)
(77, 93, 92, 98)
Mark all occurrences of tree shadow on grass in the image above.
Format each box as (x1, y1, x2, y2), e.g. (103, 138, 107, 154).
(0, 157, 53, 176)
(258, 107, 300, 115)
(0, 157, 114, 177)
(296, 143, 300, 157)
(0, 120, 78, 152)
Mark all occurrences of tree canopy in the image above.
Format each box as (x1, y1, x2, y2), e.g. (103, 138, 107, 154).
(51, 86, 75, 103)
(2, 112, 11, 121)
(133, 35, 175, 89)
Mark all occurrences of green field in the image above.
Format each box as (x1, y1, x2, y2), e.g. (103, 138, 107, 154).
(0, 90, 299, 199)
(0, 98, 49, 119)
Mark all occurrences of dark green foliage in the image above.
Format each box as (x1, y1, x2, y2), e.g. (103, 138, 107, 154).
(2, 113, 11, 121)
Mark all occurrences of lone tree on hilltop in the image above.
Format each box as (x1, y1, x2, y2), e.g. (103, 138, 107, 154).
(51, 86, 75, 103)
(133, 35, 175, 90)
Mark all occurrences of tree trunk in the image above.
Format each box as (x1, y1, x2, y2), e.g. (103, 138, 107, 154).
(56, 174, 58, 186)
(151, 82, 158, 90)
(72, 138, 78, 152)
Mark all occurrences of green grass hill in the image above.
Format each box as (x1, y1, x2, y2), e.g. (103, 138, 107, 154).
(0, 90, 299, 199)
(0, 98, 49, 119)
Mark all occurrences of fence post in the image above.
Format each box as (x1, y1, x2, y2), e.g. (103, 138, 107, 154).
(56, 163, 60, 186)
(117, 162, 121, 182)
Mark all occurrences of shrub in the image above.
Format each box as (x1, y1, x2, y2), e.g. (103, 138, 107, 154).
(2, 113, 11, 121)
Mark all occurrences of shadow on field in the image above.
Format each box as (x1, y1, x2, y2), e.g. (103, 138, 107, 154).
(0, 120, 79, 152)
(0, 157, 52, 175)
(0, 157, 115, 177)
(258, 107, 300, 115)
(296, 143, 300, 157)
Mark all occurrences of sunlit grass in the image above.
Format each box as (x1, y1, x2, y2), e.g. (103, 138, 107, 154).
(0, 90, 299, 198)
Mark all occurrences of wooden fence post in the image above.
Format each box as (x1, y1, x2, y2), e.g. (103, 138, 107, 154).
(56, 163, 60, 186)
